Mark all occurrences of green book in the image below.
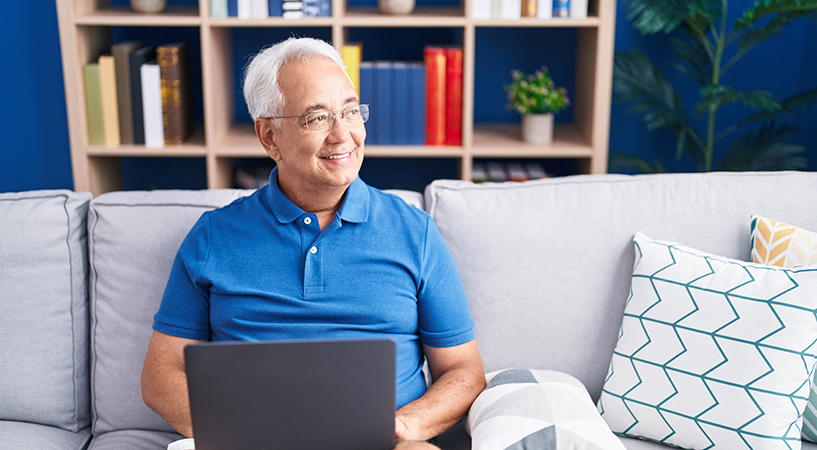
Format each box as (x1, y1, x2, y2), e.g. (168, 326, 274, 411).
(83, 62, 105, 146)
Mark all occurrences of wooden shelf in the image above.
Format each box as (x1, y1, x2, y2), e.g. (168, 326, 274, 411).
(56, 0, 615, 194)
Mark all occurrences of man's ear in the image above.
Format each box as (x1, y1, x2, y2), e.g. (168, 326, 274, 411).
(255, 118, 281, 161)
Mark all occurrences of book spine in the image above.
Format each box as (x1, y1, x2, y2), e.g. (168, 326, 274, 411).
(268, 0, 282, 16)
(157, 43, 192, 146)
(98, 54, 120, 147)
(319, 0, 331, 16)
(211, 0, 228, 17)
(341, 43, 362, 97)
(375, 61, 393, 145)
(303, 0, 320, 17)
(238, 0, 252, 18)
(83, 63, 105, 146)
(408, 62, 425, 145)
(569, 0, 586, 18)
(500, 0, 521, 19)
(141, 62, 164, 149)
(553, 0, 569, 17)
(113, 41, 143, 145)
(536, 0, 552, 18)
(282, 0, 304, 18)
(251, 0, 269, 17)
(359, 62, 377, 145)
(521, 0, 536, 17)
(424, 47, 446, 145)
(129, 46, 155, 145)
(444, 47, 463, 146)
(471, 0, 491, 19)
(391, 62, 409, 146)
(228, 0, 238, 16)
(491, 0, 502, 18)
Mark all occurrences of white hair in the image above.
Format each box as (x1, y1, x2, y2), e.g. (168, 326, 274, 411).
(242, 37, 347, 120)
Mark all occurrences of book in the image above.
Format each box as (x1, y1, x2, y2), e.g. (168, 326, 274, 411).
(269, 0, 282, 16)
(82, 63, 105, 146)
(569, 0, 587, 18)
(444, 47, 463, 146)
(553, 0, 569, 17)
(423, 46, 446, 145)
(341, 43, 362, 97)
(303, 0, 320, 16)
(521, 0, 536, 17)
(211, 0, 228, 17)
(486, 162, 507, 182)
(282, 0, 304, 18)
(98, 54, 120, 147)
(141, 61, 164, 149)
(157, 43, 192, 146)
(129, 46, 156, 145)
(251, 0, 269, 17)
(374, 61, 393, 145)
(228, 0, 238, 16)
(507, 163, 529, 182)
(471, 163, 488, 183)
(318, 0, 331, 16)
(500, 0, 521, 19)
(112, 40, 143, 145)
(238, 0, 252, 18)
(491, 0, 502, 18)
(408, 62, 425, 145)
(472, 0, 491, 19)
(359, 62, 376, 145)
(536, 0, 553, 18)
(391, 62, 409, 146)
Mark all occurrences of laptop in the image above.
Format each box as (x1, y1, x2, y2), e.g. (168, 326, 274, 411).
(184, 338, 396, 450)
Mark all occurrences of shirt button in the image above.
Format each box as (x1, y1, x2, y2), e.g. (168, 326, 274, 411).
(310, 246, 318, 254)
(304, 217, 312, 225)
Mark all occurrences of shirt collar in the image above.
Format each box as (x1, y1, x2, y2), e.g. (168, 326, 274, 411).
(266, 167, 369, 224)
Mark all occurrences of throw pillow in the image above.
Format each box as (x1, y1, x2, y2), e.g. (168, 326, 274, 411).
(467, 368, 625, 450)
(751, 215, 817, 443)
(598, 232, 817, 450)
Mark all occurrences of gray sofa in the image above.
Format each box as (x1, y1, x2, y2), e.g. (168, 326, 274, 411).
(3, 171, 817, 450)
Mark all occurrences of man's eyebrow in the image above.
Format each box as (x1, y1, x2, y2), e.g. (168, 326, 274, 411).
(344, 96, 360, 105)
(299, 97, 360, 115)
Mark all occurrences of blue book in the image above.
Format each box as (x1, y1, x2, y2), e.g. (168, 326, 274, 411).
(228, 0, 238, 16)
(319, 0, 331, 16)
(391, 62, 409, 146)
(375, 61, 392, 145)
(269, 0, 282, 16)
(359, 62, 377, 146)
(408, 62, 425, 145)
(303, 0, 320, 16)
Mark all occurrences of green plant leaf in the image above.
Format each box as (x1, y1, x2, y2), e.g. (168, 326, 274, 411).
(719, 122, 808, 171)
(669, 35, 711, 85)
(694, 85, 781, 118)
(623, 0, 698, 35)
(735, 0, 817, 50)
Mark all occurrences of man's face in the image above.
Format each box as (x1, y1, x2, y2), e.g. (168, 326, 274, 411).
(270, 57, 365, 196)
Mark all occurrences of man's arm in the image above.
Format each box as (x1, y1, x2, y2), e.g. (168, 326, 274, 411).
(395, 340, 486, 443)
(141, 330, 204, 438)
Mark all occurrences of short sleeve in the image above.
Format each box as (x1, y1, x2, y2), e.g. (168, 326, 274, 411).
(417, 216, 476, 348)
(152, 213, 213, 340)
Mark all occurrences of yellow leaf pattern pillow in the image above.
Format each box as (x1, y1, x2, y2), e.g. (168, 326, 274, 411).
(751, 215, 817, 268)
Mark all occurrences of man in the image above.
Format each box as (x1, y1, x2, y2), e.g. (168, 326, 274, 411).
(141, 37, 485, 449)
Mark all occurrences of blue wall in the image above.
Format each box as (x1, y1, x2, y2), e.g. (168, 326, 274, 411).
(1, 0, 815, 192)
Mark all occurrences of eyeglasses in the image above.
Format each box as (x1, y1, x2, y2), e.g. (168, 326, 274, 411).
(266, 104, 370, 131)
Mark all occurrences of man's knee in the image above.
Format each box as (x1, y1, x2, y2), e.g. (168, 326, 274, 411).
(395, 440, 440, 450)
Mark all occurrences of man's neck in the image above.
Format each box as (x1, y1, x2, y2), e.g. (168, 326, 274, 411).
(277, 179, 348, 231)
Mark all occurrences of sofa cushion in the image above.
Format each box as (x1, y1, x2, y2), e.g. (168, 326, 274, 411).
(467, 369, 624, 450)
(0, 420, 91, 450)
(599, 233, 817, 450)
(86, 429, 184, 450)
(87, 189, 252, 434)
(424, 172, 817, 402)
(751, 215, 817, 443)
(0, 190, 92, 432)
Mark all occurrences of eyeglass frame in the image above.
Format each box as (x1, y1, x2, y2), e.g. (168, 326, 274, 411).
(265, 104, 370, 130)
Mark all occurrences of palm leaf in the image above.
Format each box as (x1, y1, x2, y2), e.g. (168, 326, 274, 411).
(669, 34, 711, 85)
(719, 122, 808, 171)
(623, 0, 698, 35)
(734, 0, 817, 50)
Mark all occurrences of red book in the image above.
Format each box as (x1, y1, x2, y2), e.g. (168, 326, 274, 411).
(424, 46, 447, 145)
(445, 46, 463, 146)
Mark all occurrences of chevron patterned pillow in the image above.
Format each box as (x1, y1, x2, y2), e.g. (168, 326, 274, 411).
(466, 369, 625, 450)
(598, 233, 817, 450)
(751, 215, 817, 443)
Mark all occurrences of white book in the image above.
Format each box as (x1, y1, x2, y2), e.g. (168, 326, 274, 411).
(251, 0, 269, 17)
(237, 0, 252, 18)
(569, 0, 587, 18)
(282, 1, 303, 10)
(140, 62, 164, 149)
(210, 0, 228, 17)
(283, 10, 304, 18)
(536, 0, 552, 18)
(472, 0, 491, 19)
(500, 0, 521, 19)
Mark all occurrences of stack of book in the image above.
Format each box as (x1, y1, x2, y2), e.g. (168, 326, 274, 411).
(210, 0, 330, 18)
(472, 0, 587, 19)
(472, 162, 548, 183)
(83, 41, 192, 148)
(424, 46, 463, 146)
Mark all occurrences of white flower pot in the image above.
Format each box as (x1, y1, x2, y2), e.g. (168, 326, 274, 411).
(379, 0, 415, 14)
(521, 113, 554, 144)
(130, 0, 167, 13)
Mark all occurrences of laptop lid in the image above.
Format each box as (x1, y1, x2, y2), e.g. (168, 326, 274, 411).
(184, 339, 396, 450)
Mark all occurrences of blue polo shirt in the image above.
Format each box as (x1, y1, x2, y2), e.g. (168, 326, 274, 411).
(153, 168, 475, 409)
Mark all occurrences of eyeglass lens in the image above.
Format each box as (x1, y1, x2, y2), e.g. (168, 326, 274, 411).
(305, 105, 370, 130)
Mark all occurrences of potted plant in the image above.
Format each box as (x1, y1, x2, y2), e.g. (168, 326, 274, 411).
(506, 66, 570, 144)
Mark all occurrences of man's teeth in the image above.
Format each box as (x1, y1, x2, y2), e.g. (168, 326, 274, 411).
(324, 152, 350, 160)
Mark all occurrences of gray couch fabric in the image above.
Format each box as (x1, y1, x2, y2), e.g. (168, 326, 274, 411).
(0, 421, 91, 450)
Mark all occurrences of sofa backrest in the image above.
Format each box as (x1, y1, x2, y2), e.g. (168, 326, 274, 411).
(87, 189, 252, 435)
(425, 171, 817, 402)
(0, 190, 92, 432)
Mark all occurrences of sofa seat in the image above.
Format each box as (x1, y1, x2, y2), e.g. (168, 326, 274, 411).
(0, 421, 91, 450)
(86, 430, 184, 450)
